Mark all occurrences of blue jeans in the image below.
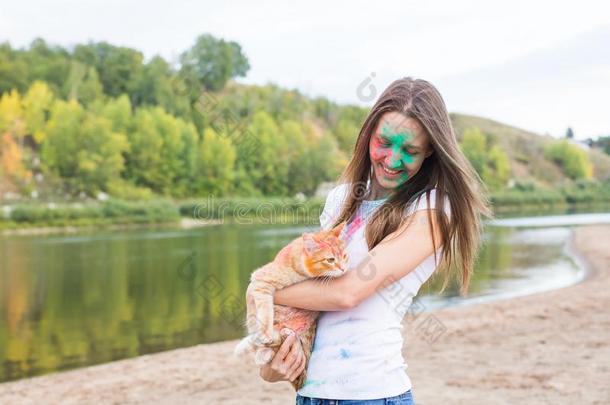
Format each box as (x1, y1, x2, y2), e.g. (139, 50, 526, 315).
(295, 389, 415, 404)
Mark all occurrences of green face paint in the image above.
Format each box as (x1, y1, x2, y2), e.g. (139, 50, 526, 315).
(380, 122, 416, 168)
(370, 120, 420, 188)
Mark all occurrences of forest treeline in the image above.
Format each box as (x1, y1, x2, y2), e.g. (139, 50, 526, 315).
(0, 34, 609, 203)
(0, 34, 366, 199)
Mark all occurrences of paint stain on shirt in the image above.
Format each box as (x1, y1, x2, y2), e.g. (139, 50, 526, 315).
(344, 214, 363, 243)
(301, 379, 326, 389)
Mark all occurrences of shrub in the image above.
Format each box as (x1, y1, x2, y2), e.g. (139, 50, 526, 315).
(544, 140, 593, 180)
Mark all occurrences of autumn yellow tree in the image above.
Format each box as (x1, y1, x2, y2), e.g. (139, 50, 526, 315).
(0, 90, 26, 140)
(0, 132, 32, 186)
(0, 89, 32, 193)
(22, 81, 55, 143)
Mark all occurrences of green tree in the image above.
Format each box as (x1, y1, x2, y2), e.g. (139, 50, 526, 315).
(41, 100, 84, 178)
(133, 56, 190, 118)
(125, 107, 192, 195)
(63, 61, 104, 106)
(305, 131, 345, 195)
(42, 99, 129, 194)
(459, 127, 513, 190)
(99, 94, 132, 134)
(460, 127, 488, 178)
(284, 121, 345, 196)
(73, 42, 144, 99)
(22, 81, 55, 143)
(544, 139, 593, 180)
(196, 127, 236, 195)
(485, 145, 510, 189)
(74, 114, 129, 193)
(331, 106, 367, 152)
(175, 119, 199, 196)
(24, 38, 71, 92)
(0, 43, 29, 94)
(179, 34, 250, 92)
(126, 107, 168, 193)
(333, 118, 361, 152)
(236, 111, 289, 195)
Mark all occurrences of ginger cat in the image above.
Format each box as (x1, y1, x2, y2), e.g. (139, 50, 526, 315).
(234, 222, 348, 390)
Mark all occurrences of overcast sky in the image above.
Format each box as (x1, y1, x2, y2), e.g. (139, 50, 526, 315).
(1, 0, 609, 139)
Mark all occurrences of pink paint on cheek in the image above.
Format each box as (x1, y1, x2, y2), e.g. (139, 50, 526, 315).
(369, 139, 387, 162)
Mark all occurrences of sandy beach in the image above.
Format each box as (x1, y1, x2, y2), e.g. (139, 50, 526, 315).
(1, 224, 609, 404)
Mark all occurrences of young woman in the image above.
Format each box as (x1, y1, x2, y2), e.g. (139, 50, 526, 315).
(259, 77, 493, 404)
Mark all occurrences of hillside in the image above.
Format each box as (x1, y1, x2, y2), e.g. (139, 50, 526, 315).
(450, 113, 610, 187)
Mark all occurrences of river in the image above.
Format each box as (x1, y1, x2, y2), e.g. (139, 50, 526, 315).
(1, 207, 609, 382)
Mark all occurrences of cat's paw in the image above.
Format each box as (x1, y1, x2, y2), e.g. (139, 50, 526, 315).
(254, 329, 281, 346)
(254, 347, 275, 365)
(233, 335, 254, 357)
(253, 331, 271, 345)
(280, 327, 294, 337)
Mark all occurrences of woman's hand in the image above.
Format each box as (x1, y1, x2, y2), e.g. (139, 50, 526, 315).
(259, 328, 306, 383)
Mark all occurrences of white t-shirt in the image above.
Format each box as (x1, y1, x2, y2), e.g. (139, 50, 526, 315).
(297, 182, 451, 400)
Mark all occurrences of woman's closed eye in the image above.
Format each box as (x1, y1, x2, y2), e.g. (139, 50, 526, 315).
(379, 137, 418, 155)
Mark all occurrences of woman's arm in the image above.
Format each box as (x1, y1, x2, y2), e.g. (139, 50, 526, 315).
(274, 209, 445, 310)
(274, 275, 351, 311)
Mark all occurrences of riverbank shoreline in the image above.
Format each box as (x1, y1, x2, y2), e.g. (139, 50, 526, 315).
(2, 196, 609, 237)
(0, 217, 222, 236)
(0, 224, 608, 404)
(3, 206, 609, 237)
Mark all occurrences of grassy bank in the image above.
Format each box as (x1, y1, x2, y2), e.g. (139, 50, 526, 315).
(0, 199, 180, 230)
(491, 181, 610, 212)
(2, 182, 609, 231)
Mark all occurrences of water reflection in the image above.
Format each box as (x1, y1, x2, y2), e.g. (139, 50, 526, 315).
(0, 210, 607, 382)
(419, 226, 584, 311)
(488, 212, 610, 227)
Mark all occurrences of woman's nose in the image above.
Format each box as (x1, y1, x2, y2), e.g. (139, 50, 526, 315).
(385, 152, 402, 168)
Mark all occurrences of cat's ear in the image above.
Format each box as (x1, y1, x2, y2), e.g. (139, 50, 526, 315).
(330, 221, 346, 238)
(302, 232, 319, 254)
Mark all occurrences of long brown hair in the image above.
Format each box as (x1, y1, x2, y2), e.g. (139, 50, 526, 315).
(331, 77, 494, 296)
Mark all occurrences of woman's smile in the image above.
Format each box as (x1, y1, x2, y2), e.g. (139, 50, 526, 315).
(379, 162, 404, 177)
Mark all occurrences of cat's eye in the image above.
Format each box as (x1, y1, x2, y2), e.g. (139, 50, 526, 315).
(326, 257, 335, 263)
